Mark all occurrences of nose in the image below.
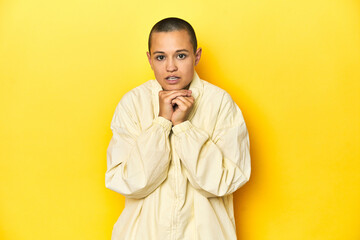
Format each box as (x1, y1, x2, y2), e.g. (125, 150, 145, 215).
(166, 58, 177, 72)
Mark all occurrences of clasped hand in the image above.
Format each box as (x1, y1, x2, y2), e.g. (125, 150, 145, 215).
(158, 89, 194, 126)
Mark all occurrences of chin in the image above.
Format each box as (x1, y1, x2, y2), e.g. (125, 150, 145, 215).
(163, 85, 184, 91)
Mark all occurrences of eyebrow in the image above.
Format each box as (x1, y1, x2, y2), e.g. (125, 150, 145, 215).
(152, 49, 190, 55)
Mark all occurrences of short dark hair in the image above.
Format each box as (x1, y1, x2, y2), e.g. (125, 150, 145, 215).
(148, 17, 198, 54)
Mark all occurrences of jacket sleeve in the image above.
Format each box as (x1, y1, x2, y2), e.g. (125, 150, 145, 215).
(105, 102, 172, 199)
(172, 92, 251, 198)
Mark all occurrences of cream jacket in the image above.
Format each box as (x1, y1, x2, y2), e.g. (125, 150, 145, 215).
(106, 71, 251, 240)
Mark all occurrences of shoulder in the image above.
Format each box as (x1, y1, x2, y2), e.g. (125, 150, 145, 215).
(116, 80, 154, 110)
(111, 80, 154, 128)
(199, 79, 244, 128)
(200, 79, 234, 105)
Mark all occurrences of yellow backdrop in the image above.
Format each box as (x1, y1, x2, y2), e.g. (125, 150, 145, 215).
(1, 0, 359, 239)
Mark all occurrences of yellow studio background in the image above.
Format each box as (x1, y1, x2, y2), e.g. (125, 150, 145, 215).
(0, 0, 359, 239)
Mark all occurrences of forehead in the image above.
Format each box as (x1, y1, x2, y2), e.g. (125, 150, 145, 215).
(150, 30, 192, 53)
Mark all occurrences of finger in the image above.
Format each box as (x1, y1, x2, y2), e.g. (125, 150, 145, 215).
(170, 89, 191, 94)
(164, 91, 192, 102)
(171, 97, 183, 106)
(175, 96, 193, 107)
(163, 89, 192, 97)
(163, 89, 190, 93)
(174, 96, 194, 104)
(184, 96, 195, 104)
(172, 97, 190, 110)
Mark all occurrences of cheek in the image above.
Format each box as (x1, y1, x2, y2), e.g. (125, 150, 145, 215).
(179, 59, 194, 70)
(152, 63, 164, 74)
(183, 60, 195, 75)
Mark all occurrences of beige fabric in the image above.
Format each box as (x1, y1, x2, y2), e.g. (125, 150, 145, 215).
(106, 71, 251, 240)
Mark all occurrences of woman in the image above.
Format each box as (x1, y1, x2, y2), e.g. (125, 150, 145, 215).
(106, 17, 251, 240)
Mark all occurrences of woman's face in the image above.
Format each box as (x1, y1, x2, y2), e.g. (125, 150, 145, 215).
(147, 30, 202, 91)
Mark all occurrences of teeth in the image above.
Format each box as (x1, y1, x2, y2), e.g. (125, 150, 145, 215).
(168, 77, 178, 80)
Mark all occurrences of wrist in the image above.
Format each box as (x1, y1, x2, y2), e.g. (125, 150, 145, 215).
(172, 120, 184, 126)
(158, 113, 171, 122)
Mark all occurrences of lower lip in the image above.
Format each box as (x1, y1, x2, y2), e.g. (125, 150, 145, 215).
(165, 78, 180, 84)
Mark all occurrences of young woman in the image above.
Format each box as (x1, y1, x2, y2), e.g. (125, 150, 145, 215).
(106, 17, 251, 240)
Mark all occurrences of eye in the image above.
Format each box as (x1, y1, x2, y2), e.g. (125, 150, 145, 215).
(178, 53, 187, 59)
(156, 55, 165, 61)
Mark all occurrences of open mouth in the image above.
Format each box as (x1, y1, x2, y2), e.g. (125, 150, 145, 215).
(165, 76, 180, 84)
(166, 77, 180, 80)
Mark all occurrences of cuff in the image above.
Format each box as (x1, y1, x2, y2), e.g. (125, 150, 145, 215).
(172, 120, 193, 135)
(153, 116, 172, 134)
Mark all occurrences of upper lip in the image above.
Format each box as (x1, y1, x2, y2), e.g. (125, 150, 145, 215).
(166, 75, 180, 79)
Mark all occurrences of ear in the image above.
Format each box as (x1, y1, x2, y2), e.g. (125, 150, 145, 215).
(194, 47, 202, 66)
(146, 51, 153, 70)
